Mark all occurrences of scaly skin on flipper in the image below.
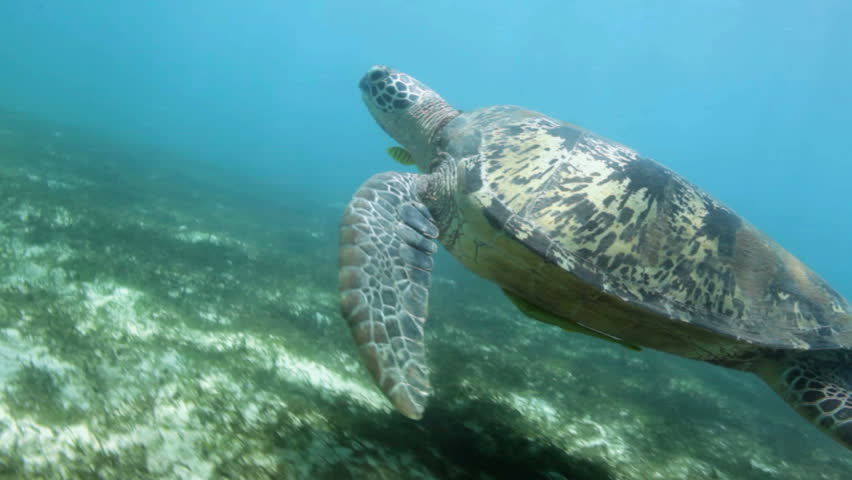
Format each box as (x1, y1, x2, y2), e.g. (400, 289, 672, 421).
(762, 351, 852, 447)
(339, 172, 438, 419)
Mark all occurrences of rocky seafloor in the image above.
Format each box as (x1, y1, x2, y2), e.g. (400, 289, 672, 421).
(0, 110, 849, 479)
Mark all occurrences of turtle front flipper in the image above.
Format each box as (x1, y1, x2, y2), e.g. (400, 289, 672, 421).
(339, 172, 438, 419)
(759, 352, 852, 450)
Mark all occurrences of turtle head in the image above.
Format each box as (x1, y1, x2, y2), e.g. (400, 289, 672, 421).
(360, 65, 459, 172)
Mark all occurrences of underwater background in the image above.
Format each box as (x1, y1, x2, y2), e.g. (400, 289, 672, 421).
(0, 1, 850, 478)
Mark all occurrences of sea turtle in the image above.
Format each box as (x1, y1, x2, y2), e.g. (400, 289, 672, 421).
(338, 65, 852, 449)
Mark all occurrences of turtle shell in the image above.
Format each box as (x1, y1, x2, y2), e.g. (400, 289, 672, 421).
(435, 105, 852, 356)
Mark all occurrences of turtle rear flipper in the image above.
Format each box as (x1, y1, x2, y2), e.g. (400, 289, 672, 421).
(760, 352, 852, 449)
(339, 172, 438, 419)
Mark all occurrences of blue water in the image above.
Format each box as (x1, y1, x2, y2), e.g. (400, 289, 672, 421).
(1, 1, 849, 291)
(0, 2, 851, 474)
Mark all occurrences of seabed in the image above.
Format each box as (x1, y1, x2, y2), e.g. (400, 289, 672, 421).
(0, 110, 849, 479)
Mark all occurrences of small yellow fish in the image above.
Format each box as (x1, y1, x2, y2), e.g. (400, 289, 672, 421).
(387, 146, 415, 166)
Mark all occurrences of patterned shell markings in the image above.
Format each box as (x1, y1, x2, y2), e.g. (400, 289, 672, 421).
(463, 106, 851, 350)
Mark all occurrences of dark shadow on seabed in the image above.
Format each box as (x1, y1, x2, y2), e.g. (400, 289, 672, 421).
(271, 389, 617, 480)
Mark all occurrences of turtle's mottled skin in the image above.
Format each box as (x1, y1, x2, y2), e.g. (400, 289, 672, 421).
(340, 65, 852, 449)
